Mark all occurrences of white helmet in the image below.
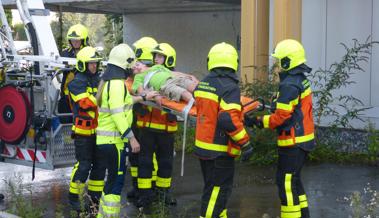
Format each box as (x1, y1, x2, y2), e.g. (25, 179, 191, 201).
(108, 43, 136, 69)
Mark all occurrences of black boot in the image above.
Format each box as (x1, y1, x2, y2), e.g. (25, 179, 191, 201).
(138, 188, 155, 215)
(155, 188, 177, 206)
(165, 190, 177, 206)
(127, 177, 139, 199)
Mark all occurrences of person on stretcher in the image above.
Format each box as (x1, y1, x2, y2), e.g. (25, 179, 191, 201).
(131, 43, 198, 105)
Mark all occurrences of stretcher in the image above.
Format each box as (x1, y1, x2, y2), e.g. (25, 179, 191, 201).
(126, 79, 265, 120)
(128, 77, 265, 176)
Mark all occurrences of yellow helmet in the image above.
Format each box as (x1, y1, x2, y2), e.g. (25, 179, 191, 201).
(76, 46, 102, 72)
(108, 43, 136, 70)
(207, 42, 238, 71)
(272, 39, 306, 71)
(152, 43, 176, 68)
(133, 37, 157, 66)
(67, 24, 89, 46)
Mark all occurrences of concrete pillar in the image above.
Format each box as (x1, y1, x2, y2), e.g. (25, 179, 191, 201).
(273, 0, 302, 46)
(241, 0, 269, 83)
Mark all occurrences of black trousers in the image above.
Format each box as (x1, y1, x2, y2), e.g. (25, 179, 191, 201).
(69, 135, 105, 205)
(276, 147, 309, 218)
(129, 123, 140, 183)
(138, 129, 174, 206)
(199, 156, 234, 218)
(97, 143, 127, 196)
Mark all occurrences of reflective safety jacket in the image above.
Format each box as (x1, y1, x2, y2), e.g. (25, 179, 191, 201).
(68, 71, 99, 136)
(135, 105, 178, 133)
(262, 64, 315, 151)
(194, 69, 250, 159)
(96, 64, 134, 147)
(61, 48, 76, 96)
(128, 74, 178, 133)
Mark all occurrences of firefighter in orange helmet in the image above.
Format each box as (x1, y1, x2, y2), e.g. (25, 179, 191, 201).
(194, 42, 252, 218)
(245, 39, 315, 218)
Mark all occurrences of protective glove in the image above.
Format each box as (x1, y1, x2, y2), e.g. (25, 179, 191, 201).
(244, 115, 263, 129)
(240, 143, 253, 162)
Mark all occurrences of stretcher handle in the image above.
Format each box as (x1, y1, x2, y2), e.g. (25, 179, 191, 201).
(243, 97, 267, 117)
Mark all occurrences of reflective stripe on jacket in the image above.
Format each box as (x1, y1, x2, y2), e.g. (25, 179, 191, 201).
(136, 105, 178, 133)
(96, 79, 133, 146)
(194, 69, 250, 159)
(262, 64, 315, 151)
(61, 48, 76, 96)
(68, 72, 99, 136)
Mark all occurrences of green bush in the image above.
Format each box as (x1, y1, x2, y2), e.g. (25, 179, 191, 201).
(367, 122, 379, 164)
(174, 122, 195, 153)
(311, 37, 378, 128)
(246, 128, 278, 165)
(4, 174, 45, 218)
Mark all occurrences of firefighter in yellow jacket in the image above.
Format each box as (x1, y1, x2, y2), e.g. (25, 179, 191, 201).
(194, 42, 253, 218)
(95, 43, 157, 217)
(245, 39, 315, 218)
(68, 46, 104, 213)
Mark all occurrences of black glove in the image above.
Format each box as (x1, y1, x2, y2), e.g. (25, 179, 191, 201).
(240, 143, 253, 162)
(244, 115, 263, 128)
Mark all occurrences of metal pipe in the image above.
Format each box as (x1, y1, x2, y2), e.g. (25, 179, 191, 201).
(0, 2, 16, 55)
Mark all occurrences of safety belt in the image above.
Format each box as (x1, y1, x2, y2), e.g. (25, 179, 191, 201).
(143, 70, 159, 89)
(180, 97, 195, 176)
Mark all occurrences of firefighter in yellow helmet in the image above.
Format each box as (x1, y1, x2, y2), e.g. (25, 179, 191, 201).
(245, 39, 315, 218)
(194, 42, 252, 218)
(67, 46, 104, 214)
(58, 24, 90, 124)
(132, 41, 189, 214)
(95, 43, 157, 218)
(152, 42, 176, 70)
(126, 36, 160, 205)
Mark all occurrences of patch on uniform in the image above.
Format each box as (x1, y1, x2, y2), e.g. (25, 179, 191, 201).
(199, 114, 205, 124)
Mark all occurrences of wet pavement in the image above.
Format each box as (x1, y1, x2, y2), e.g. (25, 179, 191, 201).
(0, 153, 378, 218)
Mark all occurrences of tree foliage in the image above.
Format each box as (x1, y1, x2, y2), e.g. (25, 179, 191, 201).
(50, 12, 106, 52)
(103, 14, 123, 55)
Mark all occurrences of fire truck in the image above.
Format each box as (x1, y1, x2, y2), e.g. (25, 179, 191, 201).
(0, 0, 77, 171)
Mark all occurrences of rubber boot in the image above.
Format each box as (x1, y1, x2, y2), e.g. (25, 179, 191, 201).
(127, 177, 138, 199)
(156, 188, 177, 206)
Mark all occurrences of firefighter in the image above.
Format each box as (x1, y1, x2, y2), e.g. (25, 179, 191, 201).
(244, 39, 315, 218)
(58, 24, 89, 124)
(127, 36, 159, 204)
(134, 42, 180, 214)
(194, 42, 253, 218)
(152, 42, 176, 70)
(67, 46, 104, 213)
(95, 43, 157, 217)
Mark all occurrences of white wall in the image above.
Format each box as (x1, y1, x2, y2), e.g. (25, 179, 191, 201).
(302, 0, 379, 129)
(123, 11, 241, 78)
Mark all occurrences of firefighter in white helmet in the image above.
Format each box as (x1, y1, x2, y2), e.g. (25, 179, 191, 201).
(95, 43, 157, 217)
